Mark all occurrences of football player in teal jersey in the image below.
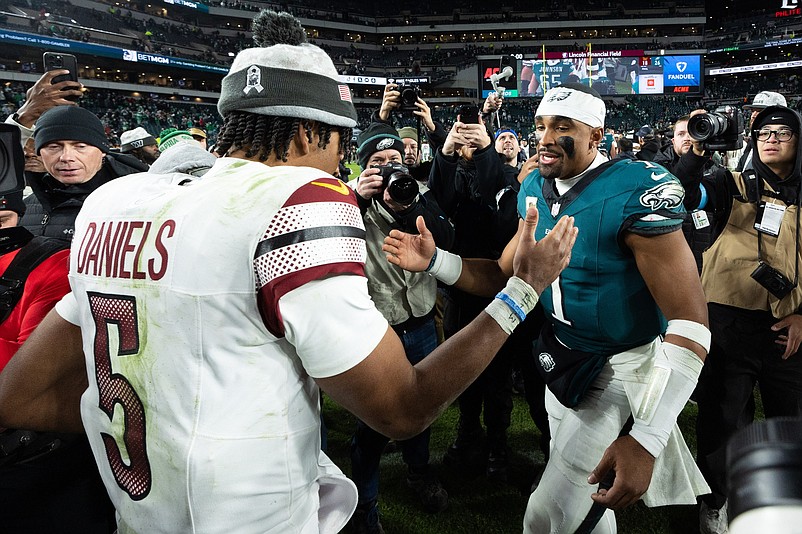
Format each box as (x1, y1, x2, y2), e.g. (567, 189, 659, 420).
(383, 84, 711, 533)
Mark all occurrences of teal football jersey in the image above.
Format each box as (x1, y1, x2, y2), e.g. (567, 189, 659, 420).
(517, 158, 686, 353)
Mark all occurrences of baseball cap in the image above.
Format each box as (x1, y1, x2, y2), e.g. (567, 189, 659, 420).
(637, 125, 655, 139)
(188, 127, 207, 139)
(744, 91, 787, 111)
(120, 127, 157, 153)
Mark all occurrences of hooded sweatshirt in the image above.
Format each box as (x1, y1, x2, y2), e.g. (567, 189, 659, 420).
(701, 106, 802, 318)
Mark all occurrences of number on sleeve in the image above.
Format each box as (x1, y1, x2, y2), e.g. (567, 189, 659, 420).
(88, 292, 152, 501)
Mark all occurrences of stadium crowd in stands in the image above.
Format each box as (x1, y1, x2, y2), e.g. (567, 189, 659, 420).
(0, 2, 801, 534)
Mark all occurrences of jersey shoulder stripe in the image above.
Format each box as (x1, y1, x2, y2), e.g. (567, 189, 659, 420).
(254, 178, 367, 336)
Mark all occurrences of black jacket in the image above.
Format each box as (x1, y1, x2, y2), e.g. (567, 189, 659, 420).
(428, 144, 518, 260)
(637, 138, 670, 162)
(428, 143, 519, 308)
(21, 153, 148, 242)
(654, 147, 730, 272)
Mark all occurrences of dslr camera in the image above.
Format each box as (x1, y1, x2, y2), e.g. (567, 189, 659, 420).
(750, 261, 796, 299)
(370, 162, 418, 205)
(398, 83, 421, 112)
(688, 105, 745, 151)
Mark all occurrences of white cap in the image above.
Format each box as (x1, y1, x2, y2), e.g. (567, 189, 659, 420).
(120, 127, 156, 152)
(744, 91, 787, 111)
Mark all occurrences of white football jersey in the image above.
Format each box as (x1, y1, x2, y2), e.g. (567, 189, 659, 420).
(64, 159, 388, 533)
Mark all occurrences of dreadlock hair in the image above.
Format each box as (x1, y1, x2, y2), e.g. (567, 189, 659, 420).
(216, 110, 351, 162)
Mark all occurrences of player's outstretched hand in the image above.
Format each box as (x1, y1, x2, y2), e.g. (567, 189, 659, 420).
(513, 206, 577, 294)
(588, 435, 655, 510)
(383, 215, 435, 273)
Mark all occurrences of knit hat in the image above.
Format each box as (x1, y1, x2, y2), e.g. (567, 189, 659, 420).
(744, 91, 787, 111)
(158, 128, 195, 152)
(752, 106, 800, 135)
(34, 106, 109, 154)
(188, 127, 207, 139)
(357, 122, 404, 169)
(495, 127, 518, 140)
(217, 10, 357, 128)
(397, 126, 418, 142)
(0, 190, 25, 216)
(535, 83, 606, 129)
(120, 127, 157, 153)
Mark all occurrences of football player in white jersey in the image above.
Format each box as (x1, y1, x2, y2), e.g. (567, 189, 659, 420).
(0, 10, 577, 534)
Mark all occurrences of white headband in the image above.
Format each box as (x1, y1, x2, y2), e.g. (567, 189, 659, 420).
(535, 87, 606, 129)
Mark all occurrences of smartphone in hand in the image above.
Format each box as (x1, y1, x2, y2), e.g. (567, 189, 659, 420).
(458, 105, 480, 124)
(43, 52, 80, 100)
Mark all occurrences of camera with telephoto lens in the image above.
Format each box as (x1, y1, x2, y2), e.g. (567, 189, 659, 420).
(370, 162, 418, 205)
(750, 261, 796, 299)
(398, 83, 422, 112)
(687, 105, 745, 151)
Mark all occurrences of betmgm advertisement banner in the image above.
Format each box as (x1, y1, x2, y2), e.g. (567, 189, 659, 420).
(0, 28, 226, 74)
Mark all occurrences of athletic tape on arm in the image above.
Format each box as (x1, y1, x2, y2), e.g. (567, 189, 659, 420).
(629, 320, 708, 458)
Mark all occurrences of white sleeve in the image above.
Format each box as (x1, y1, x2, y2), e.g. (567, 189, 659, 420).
(4, 114, 34, 148)
(54, 291, 80, 325)
(279, 274, 389, 379)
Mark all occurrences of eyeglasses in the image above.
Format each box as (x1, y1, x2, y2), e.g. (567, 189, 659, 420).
(754, 128, 796, 142)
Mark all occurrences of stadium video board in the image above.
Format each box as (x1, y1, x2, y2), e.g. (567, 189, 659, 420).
(479, 53, 702, 97)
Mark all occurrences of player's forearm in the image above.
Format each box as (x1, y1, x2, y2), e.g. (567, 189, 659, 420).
(454, 257, 510, 297)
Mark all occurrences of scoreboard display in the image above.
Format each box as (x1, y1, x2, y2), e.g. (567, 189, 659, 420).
(478, 53, 702, 97)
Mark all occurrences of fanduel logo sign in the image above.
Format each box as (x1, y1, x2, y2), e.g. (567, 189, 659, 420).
(676, 62, 687, 73)
(667, 74, 695, 79)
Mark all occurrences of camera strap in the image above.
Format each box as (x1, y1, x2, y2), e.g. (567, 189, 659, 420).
(755, 177, 800, 289)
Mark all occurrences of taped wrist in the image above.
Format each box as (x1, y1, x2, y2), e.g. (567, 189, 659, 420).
(665, 319, 711, 353)
(630, 342, 703, 458)
(484, 276, 539, 335)
(426, 247, 462, 286)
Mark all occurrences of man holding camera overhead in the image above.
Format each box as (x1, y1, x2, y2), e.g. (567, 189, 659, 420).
(692, 105, 802, 534)
(349, 122, 454, 532)
(373, 82, 448, 184)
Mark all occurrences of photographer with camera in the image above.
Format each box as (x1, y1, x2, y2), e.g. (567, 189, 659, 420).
(690, 105, 802, 534)
(349, 122, 454, 532)
(654, 110, 730, 273)
(374, 83, 447, 184)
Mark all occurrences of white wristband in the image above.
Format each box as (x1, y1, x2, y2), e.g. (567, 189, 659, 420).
(630, 341, 703, 458)
(426, 247, 462, 286)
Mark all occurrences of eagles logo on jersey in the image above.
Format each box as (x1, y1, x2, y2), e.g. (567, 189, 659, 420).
(639, 181, 685, 211)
